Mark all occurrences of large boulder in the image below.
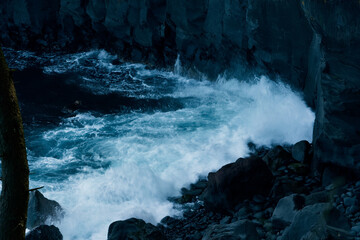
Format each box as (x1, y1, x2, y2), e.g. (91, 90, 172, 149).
(304, 190, 331, 206)
(262, 146, 292, 174)
(280, 203, 352, 240)
(202, 220, 260, 240)
(291, 140, 311, 164)
(201, 156, 273, 213)
(271, 194, 304, 228)
(27, 190, 64, 229)
(107, 218, 166, 240)
(25, 225, 63, 240)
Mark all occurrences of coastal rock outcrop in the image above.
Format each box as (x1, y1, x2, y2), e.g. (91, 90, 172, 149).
(202, 220, 260, 240)
(27, 190, 64, 230)
(25, 225, 63, 240)
(301, 1, 360, 174)
(107, 218, 166, 240)
(280, 203, 352, 240)
(271, 194, 303, 228)
(201, 156, 273, 213)
(117, 145, 359, 240)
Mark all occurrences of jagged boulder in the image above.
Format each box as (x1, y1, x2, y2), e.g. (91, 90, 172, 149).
(201, 156, 273, 213)
(27, 190, 64, 229)
(107, 218, 166, 240)
(178, 179, 208, 203)
(280, 203, 352, 240)
(262, 146, 292, 173)
(202, 220, 260, 240)
(291, 140, 311, 164)
(272, 194, 305, 228)
(25, 225, 63, 240)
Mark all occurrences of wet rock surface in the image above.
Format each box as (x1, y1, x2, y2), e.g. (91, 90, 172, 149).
(25, 225, 63, 240)
(107, 218, 166, 240)
(202, 220, 260, 240)
(201, 156, 273, 213)
(27, 190, 64, 230)
(1, 1, 359, 238)
(108, 143, 360, 240)
(291, 141, 311, 164)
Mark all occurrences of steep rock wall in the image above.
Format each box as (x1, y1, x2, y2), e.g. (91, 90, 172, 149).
(302, 1, 360, 172)
(0, 0, 359, 173)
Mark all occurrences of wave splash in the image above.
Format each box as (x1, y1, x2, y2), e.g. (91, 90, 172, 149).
(6, 49, 314, 239)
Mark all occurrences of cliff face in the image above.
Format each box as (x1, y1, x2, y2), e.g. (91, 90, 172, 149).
(1, 0, 359, 173)
(301, 1, 360, 172)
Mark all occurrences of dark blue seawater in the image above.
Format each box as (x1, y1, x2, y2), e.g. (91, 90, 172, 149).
(3, 49, 314, 239)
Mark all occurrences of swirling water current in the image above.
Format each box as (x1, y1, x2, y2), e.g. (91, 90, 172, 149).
(2, 49, 314, 239)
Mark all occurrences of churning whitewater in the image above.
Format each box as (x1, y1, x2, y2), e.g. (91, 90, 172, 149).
(4, 49, 314, 239)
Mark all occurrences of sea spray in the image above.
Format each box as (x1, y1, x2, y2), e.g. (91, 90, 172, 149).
(4, 49, 315, 239)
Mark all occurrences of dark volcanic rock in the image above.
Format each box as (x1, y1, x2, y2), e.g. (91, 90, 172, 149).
(247, 0, 360, 174)
(25, 225, 63, 240)
(159, 145, 359, 240)
(280, 203, 352, 240)
(201, 156, 273, 213)
(292, 140, 311, 164)
(300, 1, 360, 173)
(262, 146, 292, 174)
(321, 165, 351, 187)
(107, 218, 166, 240)
(202, 220, 260, 240)
(246, 0, 313, 89)
(27, 190, 64, 230)
(271, 194, 302, 228)
(179, 179, 208, 204)
(304, 190, 331, 206)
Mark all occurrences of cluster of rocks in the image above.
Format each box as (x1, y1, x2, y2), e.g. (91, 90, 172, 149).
(107, 140, 360, 240)
(333, 181, 360, 238)
(23, 140, 360, 240)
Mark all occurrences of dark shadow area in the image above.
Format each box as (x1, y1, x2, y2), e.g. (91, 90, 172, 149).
(13, 68, 184, 126)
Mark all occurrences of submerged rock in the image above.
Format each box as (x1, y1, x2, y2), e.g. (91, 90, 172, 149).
(201, 156, 273, 213)
(25, 225, 63, 240)
(27, 190, 64, 229)
(107, 218, 166, 240)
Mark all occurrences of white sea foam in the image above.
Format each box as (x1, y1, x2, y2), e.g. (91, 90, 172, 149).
(26, 70, 315, 239)
(5, 49, 315, 239)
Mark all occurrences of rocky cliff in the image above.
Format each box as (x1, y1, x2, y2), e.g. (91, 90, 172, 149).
(1, 0, 359, 175)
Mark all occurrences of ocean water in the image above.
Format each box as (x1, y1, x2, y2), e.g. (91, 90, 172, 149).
(3, 49, 314, 239)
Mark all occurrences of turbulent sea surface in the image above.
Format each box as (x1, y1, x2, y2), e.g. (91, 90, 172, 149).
(3, 49, 314, 239)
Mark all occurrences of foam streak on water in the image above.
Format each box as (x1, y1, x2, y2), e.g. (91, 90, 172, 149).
(4, 49, 314, 239)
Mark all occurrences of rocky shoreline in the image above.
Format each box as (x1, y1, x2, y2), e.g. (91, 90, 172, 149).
(1, 1, 359, 239)
(26, 141, 360, 240)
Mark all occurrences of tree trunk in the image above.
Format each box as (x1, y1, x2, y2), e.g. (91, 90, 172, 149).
(0, 47, 29, 239)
